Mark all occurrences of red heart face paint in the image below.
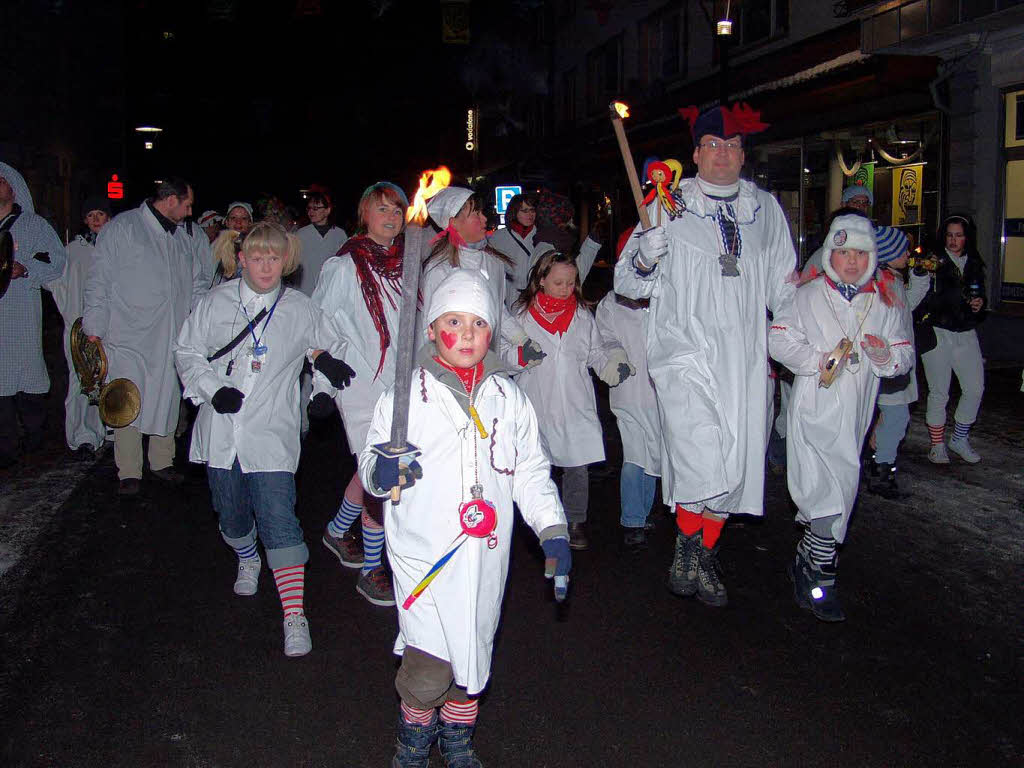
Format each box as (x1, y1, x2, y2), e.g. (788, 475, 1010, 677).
(440, 330, 457, 349)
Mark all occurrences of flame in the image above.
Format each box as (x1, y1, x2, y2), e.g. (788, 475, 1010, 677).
(612, 101, 630, 119)
(407, 166, 452, 225)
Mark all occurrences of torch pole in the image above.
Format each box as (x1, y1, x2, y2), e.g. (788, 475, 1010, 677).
(609, 104, 652, 230)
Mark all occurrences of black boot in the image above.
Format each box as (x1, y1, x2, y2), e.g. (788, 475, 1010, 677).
(873, 462, 900, 499)
(438, 719, 483, 767)
(789, 549, 846, 623)
(695, 543, 728, 607)
(392, 715, 440, 768)
(667, 530, 700, 597)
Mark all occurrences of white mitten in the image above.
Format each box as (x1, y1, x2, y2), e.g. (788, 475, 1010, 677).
(861, 334, 891, 366)
(599, 350, 634, 386)
(635, 226, 668, 270)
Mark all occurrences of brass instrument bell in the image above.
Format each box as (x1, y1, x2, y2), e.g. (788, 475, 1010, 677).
(69, 318, 141, 428)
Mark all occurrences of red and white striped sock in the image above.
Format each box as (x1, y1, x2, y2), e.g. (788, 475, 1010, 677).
(401, 701, 437, 725)
(927, 424, 945, 445)
(273, 564, 305, 616)
(440, 699, 479, 726)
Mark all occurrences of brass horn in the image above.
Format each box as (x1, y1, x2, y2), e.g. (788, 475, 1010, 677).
(69, 318, 141, 428)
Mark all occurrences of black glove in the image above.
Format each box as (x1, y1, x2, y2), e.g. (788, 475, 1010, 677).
(307, 392, 336, 420)
(372, 456, 424, 493)
(211, 386, 244, 414)
(314, 352, 356, 390)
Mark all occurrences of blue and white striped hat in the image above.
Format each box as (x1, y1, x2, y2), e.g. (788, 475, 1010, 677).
(875, 225, 909, 265)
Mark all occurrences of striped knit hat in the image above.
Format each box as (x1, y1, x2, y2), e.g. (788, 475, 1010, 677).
(875, 226, 909, 265)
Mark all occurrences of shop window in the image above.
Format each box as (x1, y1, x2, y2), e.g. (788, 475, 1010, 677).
(586, 36, 622, 115)
(732, 0, 788, 49)
(1002, 89, 1024, 302)
(639, 6, 683, 85)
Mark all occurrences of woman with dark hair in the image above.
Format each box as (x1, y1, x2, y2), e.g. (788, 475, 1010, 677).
(911, 214, 987, 464)
(295, 186, 347, 298)
(489, 192, 538, 299)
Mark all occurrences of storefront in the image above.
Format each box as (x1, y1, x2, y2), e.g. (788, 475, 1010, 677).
(1001, 86, 1024, 303)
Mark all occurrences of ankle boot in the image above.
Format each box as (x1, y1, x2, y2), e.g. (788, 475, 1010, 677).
(392, 715, 440, 768)
(789, 549, 846, 623)
(438, 719, 483, 767)
(667, 530, 700, 597)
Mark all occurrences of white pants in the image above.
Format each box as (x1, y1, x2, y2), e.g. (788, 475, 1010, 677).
(921, 327, 984, 427)
(62, 342, 105, 451)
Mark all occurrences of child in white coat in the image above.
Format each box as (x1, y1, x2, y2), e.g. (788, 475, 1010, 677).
(507, 249, 633, 550)
(175, 222, 355, 657)
(358, 269, 569, 768)
(312, 181, 409, 607)
(769, 214, 913, 623)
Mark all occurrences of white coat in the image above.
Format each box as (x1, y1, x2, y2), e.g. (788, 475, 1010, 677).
(294, 224, 347, 297)
(595, 293, 661, 475)
(614, 179, 797, 515)
(83, 203, 206, 436)
(174, 280, 320, 472)
(358, 355, 565, 695)
(503, 306, 617, 467)
(489, 227, 601, 307)
(876, 271, 919, 406)
(48, 235, 105, 449)
(769, 277, 913, 541)
(419, 245, 529, 352)
(310, 252, 403, 455)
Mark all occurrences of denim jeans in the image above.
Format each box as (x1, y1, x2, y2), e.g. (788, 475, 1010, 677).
(874, 403, 910, 465)
(207, 458, 308, 569)
(620, 462, 657, 528)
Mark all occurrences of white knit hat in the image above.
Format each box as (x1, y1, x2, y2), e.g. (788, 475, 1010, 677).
(426, 187, 473, 231)
(225, 202, 253, 222)
(197, 210, 222, 227)
(824, 213, 877, 287)
(425, 269, 495, 329)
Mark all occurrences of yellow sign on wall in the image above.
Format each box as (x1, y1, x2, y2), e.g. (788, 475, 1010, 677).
(891, 163, 924, 227)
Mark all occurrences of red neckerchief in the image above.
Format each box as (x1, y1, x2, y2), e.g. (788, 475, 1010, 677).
(339, 233, 404, 379)
(530, 292, 577, 336)
(433, 357, 484, 395)
(429, 223, 467, 248)
(508, 220, 534, 240)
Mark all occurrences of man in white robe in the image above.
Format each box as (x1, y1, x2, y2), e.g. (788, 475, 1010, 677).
(614, 103, 797, 607)
(83, 177, 205, 495)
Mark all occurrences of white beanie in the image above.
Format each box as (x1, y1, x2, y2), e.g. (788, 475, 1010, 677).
(225, 202, 253, 221)
(197, 210, 222, 227)
(426, 187, 473, 231)
(824, 214, 877, 287)
(425, 269, 495, 330)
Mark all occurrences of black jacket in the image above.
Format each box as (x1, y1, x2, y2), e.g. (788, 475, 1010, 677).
(914, 251, 987, 332)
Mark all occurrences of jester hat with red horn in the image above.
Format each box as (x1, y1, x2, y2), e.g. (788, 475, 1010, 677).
(678, 102, 769, 145)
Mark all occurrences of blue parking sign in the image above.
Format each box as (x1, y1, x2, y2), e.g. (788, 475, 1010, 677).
(495, 185, 522, 215)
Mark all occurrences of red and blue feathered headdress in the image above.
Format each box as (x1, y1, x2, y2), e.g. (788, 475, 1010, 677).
(678, 102, 769, 144)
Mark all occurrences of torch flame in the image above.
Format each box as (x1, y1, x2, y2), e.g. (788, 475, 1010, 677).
(407, 166, 452, 225)
(612, 101, 630, 119)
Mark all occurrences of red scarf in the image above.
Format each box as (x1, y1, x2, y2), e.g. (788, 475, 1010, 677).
(339, 234, 404, 380)
(530, 292, 577, 336)
(508, 220, 534, 240)
(433, 357, 484, 395)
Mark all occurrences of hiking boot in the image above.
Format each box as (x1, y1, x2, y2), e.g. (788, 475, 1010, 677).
(789, 549, 845, 623)
(392, 715, 440, 768)
(948, 437, 981, 464)
(439, 719, 484, 767)
(283, 612, 312, 657)
(927, 443, 950, 465)
(667, 530, 700, 598)
(622, 526, 647, 552)
(233, 556, 261, 596)
(356, 566, 396, 607)
(567, 522, 589, 550)
(696, 544, 728, 607)
(322, 528, 364, 569)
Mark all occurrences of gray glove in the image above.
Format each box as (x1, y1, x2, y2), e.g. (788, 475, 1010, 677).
(521, 338, 547, 369)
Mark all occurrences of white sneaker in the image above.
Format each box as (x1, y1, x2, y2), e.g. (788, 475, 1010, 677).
(928, 443, 950, 464)
(283, 612, 312, 657)
(233, 556, 261, 596)
(948, 437, 981, 464)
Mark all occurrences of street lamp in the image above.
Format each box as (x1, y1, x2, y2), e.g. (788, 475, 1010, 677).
(134, 126, 163, 133)
(717, 1, 733, 36)
(717, 1, 733, 103)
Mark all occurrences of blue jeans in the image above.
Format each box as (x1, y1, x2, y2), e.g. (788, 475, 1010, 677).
(206, 458, 308, 570)
(874, 403, 910, 465)
(620, 462, 657, 528)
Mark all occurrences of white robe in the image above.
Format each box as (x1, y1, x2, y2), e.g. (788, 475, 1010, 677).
(294, 224, 347, 297)
(358, 359, 565, 695)
(310, 252, 403, 455)
(419, 246, 529, 352)
(503, 306, 616, 467)
(83, 203, 206, 436)
(594, 293, 661, 475)
(769, 277, 913, 541)
(48, 236, 105, 449)
(614, 178, 797, 515)
(174, 281, 320, 472)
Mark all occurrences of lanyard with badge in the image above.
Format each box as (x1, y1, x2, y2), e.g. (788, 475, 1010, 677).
(238, 284, 284, 373)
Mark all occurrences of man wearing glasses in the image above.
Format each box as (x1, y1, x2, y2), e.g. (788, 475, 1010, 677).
(614, 103, 797, 608)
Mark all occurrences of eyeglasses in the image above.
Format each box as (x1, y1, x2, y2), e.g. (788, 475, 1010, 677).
(307, 204, 327, 211)
(700, 139, 743, 153)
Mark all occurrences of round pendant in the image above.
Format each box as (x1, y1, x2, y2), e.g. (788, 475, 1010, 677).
(459, 498, 497, 538)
